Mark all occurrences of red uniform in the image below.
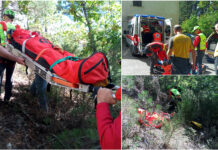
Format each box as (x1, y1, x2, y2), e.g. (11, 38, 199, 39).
(96, 103, 121, 149)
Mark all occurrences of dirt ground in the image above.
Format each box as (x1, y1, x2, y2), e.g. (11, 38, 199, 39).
(0, 64, 99, 149)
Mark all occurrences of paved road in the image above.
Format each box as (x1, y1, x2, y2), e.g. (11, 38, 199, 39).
(122, 39, 216, 75)
(122, 44, 151, 75)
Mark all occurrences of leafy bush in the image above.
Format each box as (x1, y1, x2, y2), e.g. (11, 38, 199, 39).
(181, 15, 198, 34)
(51, 128, 99, 149)
(181, 11, 218, 36)
(123, 76, 218, 148)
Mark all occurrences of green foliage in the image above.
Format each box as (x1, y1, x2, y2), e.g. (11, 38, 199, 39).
(18, 1, 30, 14)
(156, 104, 162, 110)
(122, 96, 140, 139)
(123, 76, 218, 148)
(71, 102, 91, 118)
(162, 116, 181, 145)
(181, 15, 198, 34)
(48, 86, 62, 103)
(138, 90, 148, 102)
(110, 101, 121, 119)
(43, 117, 51, 125)
(52, 128, 99, 149)
(122, 76, 135, 89)
(198, 11, 218, 36)
(179, 1, 197, 23)
(181, 11, 218, 36)
(60, 1, 121, 84)
(147, 98, 153, 106)
(2, 1, 10, 8)
(180, 1, 218, 36)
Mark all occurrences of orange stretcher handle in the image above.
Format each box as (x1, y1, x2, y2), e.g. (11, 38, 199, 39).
(51, 77, 79, 88)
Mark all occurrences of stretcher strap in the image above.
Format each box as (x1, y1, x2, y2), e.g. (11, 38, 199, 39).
(22, 38, 30, 53)
(35, 48, 49, 61)
(49, 56, 79, 71)
(51, 77, 78, 88)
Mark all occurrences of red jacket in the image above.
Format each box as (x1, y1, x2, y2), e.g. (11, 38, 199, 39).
(96, 103, 121, 149)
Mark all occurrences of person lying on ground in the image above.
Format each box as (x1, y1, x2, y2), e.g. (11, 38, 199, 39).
(96, 87, 121, 149)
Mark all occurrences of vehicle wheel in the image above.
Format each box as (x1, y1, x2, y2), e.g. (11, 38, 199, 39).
(130, 46, 137, 56)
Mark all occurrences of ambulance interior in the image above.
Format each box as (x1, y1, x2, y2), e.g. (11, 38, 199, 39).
(140, 18, 164, 48)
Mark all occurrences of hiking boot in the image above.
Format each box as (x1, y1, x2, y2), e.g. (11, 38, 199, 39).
(40, 103, 49, 113)
(150, 71, 155, 75)
(152, 69, 162, 74)
(3, 97, 10, 102)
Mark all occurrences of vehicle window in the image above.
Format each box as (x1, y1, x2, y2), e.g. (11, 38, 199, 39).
(150, 20, 163, 34)
(140, 18, 164, 34)
(165, 25, 171, 36)
(128, 24, 133, 36)
(133, 1, 142, 7)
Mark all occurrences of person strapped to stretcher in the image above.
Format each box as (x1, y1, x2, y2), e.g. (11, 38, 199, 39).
(6, 22, 115, 112)
(144, 32, 168, 74)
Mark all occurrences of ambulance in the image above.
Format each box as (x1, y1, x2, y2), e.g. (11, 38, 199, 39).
(124, 14, 172, 56)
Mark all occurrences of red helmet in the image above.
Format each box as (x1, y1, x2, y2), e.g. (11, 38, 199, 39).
(143, 25, 150, 32)
(153, 32, 161, 42)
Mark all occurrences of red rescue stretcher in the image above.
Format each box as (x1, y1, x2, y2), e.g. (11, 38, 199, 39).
(6, 28, 116, 92)
(138, 108, 175, 129)
(7, 43, 92, 92)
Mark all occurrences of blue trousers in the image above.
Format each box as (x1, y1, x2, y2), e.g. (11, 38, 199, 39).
(0, 61, 15, 101)
(196, 51, 205, 75)
(30, 74, 48, 112)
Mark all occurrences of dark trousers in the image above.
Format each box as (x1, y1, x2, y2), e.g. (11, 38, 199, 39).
(0, 60, 16, 101)
(196, 50, 205, 75)
(215, 57, 218, 75)
(30, 74, 48, 112)
(150, 53, 158, 73)
(171, 57, 190, 74)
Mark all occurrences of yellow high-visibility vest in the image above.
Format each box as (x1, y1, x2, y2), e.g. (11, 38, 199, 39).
(195, 33, 207, 51)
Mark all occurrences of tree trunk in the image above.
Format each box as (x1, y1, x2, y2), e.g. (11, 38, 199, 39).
(0, 1, 5, 20)
(81, 2, 96, 52)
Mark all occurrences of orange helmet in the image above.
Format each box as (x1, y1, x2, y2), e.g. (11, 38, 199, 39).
(143, 25, 150, 32)
(153, 32, 161, 42)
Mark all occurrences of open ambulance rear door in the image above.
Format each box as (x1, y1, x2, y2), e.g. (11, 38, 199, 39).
(164, 18, 172, 43)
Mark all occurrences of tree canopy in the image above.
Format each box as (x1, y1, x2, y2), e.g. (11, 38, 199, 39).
(179, 1, 218, 36)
